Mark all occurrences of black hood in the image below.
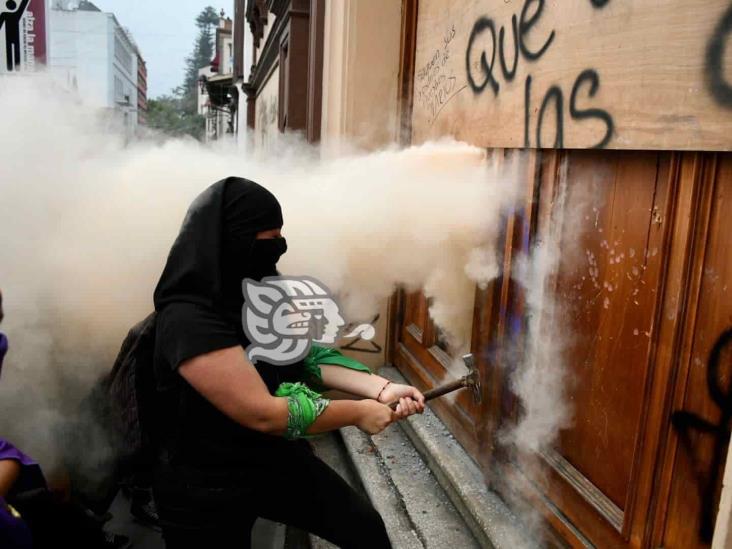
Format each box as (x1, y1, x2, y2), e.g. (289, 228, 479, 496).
(153, 176, 284, 315)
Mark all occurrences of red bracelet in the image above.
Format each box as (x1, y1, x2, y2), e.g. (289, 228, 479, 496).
(376, 380, 391, 402)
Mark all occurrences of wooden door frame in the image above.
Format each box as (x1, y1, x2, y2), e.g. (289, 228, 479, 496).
(386, 0, 420, 367)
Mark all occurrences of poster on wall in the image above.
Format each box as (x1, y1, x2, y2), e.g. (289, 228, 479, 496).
(0, 0, 47, 73)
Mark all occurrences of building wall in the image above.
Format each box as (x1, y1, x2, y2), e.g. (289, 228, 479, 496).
(320, 0, 402, 151)
(137, 54, 147, 126)
(109, 19, 138, 133)
(48, 7, 137, 133)
(233, 0, 395, 368)
(317, 0, 403, 369)
(49, 9, 110, 105)
(200, 17, 235, 143)
(253, 10, 277, 67)
(218, 24, 234, 76)
(197, 65, 227, 142)
(197, 66, 215, 116)
(232, 0, 252, 146)
(254, 66, 279, 152)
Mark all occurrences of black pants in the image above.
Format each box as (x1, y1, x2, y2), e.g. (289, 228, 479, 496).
(153, 442, 391, 549)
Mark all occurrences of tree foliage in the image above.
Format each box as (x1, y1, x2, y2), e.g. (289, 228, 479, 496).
(146, 96, 205, 141)
(179, 6, 219, 116)
(147, 6, 219, 140)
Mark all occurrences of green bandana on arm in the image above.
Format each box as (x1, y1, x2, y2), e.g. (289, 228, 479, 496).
(275, 382, 331, 439)
(303, 345, 372, 391)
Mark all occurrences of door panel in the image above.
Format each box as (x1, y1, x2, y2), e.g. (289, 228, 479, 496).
(489, 150, 674, 547)
(659, 155, 732, 548)
(396, 288, 482, 458)
(552, 152, 669, 513)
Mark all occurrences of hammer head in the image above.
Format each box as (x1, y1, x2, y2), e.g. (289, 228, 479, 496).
(461, 353, 482, 404)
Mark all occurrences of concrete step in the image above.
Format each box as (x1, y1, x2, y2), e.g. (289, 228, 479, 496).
(340, 424, 480, 549)
(296, 366, 538, 549)
(378, 366, 540, 549)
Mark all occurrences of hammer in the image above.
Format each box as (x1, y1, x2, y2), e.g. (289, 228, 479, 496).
(388, 354, 481, 410)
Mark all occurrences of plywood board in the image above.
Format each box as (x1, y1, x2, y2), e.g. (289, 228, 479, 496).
(412, 0, 732, 151)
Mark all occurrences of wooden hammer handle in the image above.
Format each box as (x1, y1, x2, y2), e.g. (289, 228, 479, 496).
(388, 377, 467, 410)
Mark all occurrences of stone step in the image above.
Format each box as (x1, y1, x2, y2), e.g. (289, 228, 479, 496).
(298, 367, 538, 549)
(329, 427, 423, 548)
(341, 424, 480, 549)
(378, 366, 540, 549)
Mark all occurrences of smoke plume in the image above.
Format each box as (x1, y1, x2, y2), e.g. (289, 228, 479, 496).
(0, 74, 522, 474)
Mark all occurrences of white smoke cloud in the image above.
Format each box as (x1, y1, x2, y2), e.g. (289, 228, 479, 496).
(0, 74, 522, 474)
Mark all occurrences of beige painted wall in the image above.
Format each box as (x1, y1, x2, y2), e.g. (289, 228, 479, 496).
(320, 0, 402, 369)
(321, 0, 402, 152)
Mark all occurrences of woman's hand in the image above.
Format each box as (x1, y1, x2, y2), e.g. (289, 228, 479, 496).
(355, 400, 397, 435)
(377, 383, 426, 419)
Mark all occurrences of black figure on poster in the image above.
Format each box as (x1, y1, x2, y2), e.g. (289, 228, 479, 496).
(0, 0, 31, 71)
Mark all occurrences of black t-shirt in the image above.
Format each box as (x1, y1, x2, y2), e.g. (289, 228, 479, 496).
(154, 302, 305, 467)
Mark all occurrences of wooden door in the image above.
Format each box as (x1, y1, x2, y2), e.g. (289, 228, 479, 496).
(391, 2, 732, 543)
(478, 151, 732, 549)
(390, 150, 732, 548)
(394, 289, 483, 458)
(486, 149, 676, 548)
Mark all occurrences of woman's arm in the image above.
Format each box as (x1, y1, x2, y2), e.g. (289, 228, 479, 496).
(320, 365, 426, 417)
(178, 346, 395, 436)
(320, 365, 390, 400)
(0, 459, 20, 498)
(308, 399, 394, 435)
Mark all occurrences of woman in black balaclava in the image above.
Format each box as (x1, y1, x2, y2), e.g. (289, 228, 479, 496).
(152, 178, 425, 549)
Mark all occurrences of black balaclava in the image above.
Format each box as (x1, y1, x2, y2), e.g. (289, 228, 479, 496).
(154, 177, 287, 316)
(220, 179, 287, 307)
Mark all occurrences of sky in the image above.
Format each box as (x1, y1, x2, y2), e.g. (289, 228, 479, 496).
(91, 0, 226, 98)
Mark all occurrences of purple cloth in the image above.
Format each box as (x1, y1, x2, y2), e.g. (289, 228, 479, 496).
(0, 439, 46, 495)
(0, 496, 33, 549)
(0, 439, 37, 468)
(0, 332, 7, 378)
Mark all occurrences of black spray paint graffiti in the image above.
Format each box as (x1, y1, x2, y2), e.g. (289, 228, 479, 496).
(466, 0, 614, 149)
(569, 69, 614, 148)
(465, 0, 554, 96)
(589, 0, 610, 8)
(0, 0, 30, 71)
(671, 328, 732, 544)
(705, 2, 732, 109)
(417, 24, 468, 127)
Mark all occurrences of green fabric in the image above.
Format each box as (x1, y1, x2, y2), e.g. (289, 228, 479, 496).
(275, 382, 330, 439)
(303, 345, 372, 391)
